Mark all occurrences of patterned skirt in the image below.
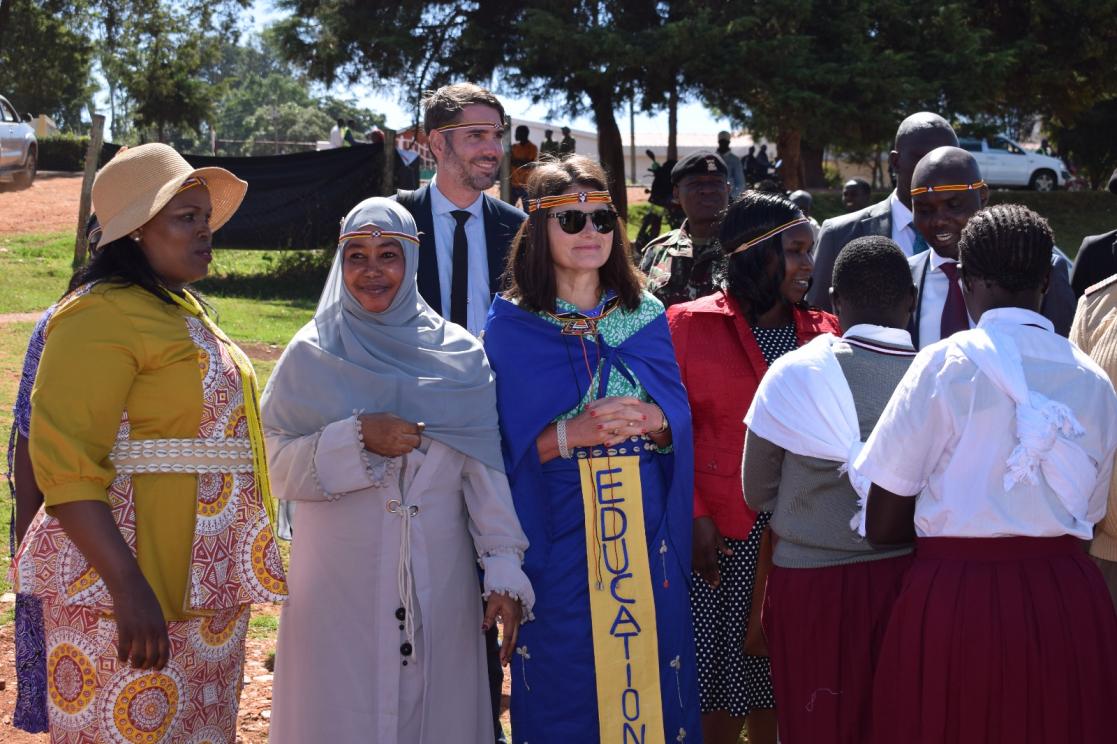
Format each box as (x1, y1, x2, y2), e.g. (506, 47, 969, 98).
(14, 593, 49, 732)
(689, 512, 774, 718)
(41, 601, 250, 744)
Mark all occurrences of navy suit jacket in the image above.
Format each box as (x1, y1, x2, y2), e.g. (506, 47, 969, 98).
(394, 184, 527, 315)
(807, 196, 892, 311)
(908, 246, 1076, 347)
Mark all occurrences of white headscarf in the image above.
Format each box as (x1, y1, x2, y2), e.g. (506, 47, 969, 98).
(261, 197, 503, 471)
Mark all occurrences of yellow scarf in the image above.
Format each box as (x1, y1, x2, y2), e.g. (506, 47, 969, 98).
(165, 290, 278, 529)
(579, 454, 666, 744)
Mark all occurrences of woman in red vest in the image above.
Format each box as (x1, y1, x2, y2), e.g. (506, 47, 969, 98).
(667, 191, 839, 744)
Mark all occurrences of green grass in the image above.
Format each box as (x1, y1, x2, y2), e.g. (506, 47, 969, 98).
(248, 612, 280, 639)
(811, 189, 1117, 258)
(0, 322, 36, 618)
(0, 233, 77, 313)
(0, 232, 321, 345)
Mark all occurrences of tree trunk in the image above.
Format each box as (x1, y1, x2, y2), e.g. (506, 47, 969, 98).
(800, 140, 827, 189)
(667, 81, 679, 162)
(776, 127, 803, 191)
(588, 87, 628, 220)
(0, 0, 13, 50)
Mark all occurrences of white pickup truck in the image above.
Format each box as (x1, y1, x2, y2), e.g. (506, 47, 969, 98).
(958, 134, 1069, 191)
(0, 94, 37, 188)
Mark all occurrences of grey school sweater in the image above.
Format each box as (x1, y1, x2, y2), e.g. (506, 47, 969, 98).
(743, 335, 915, 569)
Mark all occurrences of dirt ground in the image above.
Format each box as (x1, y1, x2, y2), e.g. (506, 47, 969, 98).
(0, 174, 84, 236)
(0, 600, 513, 742)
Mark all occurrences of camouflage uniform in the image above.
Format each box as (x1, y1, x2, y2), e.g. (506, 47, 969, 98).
(639, 220, 723, 307)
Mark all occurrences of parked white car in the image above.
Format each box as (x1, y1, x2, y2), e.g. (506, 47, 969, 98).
(0, 94, 37, 187)
(958, 134, 1069, 191)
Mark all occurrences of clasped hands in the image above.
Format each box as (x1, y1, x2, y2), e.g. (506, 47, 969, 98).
(564, 396, 668, 449)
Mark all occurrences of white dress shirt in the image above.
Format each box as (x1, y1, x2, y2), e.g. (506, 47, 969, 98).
(912, 249, 974, 349)
(889, 191, 915, 256)
(854, 307, 1117, 539)
(328, 125, 342, 149)
(429, 175, 492, 336)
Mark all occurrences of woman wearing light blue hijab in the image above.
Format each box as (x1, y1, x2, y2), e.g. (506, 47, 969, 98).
(263, 197, 533, 744)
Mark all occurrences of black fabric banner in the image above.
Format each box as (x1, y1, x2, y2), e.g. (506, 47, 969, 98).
(100, 143, 386, 250)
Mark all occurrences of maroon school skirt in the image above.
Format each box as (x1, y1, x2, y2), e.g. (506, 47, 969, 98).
(872, 536, 1117, 744)
(762, 554, 913, 744)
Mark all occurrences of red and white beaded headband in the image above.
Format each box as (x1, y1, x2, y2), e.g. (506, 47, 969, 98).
(910, 180, 987, 197)
(526, 191, 613, 213)
(338, 224, 420, 246)
(434, 121, 502, 134)
(175, 175, 208, 194)
(730, 216, 810, 254)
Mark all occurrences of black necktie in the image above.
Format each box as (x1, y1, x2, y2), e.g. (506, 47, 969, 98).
(450, 210, 470, 327)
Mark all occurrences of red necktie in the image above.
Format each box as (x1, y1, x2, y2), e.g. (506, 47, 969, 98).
(939, 261, 969, 339)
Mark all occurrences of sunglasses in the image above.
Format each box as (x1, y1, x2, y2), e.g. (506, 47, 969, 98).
(549, 208, 617, 235)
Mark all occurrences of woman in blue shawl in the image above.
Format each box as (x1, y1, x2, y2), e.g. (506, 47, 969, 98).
(484, 156, 701, 744)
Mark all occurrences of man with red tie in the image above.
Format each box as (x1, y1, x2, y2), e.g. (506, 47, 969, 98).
(908, 146, 1074, 348)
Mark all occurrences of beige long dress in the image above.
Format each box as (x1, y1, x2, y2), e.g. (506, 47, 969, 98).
(266, 415, 533, 744)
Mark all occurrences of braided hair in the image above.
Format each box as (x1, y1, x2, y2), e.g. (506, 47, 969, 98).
(958, 204, 1053, 292)
(718, 190, 805, 324)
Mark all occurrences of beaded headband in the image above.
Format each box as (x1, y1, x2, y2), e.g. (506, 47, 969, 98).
(526, 191, 613, 213)
(434, 121, 502, 133)
(730, 216, 810, 254)
(175, 175, 208, 195)
(338, 224, 421, 246)
(910, 180, 987, 197)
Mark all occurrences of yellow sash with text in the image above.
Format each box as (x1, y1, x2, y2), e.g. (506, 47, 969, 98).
(579, 455, 666, 744)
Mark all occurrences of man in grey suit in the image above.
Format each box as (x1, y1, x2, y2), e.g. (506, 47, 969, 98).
(807, 112, 958, 311)
(906, 146, 1075, 348)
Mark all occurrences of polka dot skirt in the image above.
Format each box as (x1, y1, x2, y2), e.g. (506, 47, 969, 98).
(690, 512, 775, 717)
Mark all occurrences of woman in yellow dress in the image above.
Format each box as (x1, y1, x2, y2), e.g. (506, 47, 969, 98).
(12, 143, 287, 743)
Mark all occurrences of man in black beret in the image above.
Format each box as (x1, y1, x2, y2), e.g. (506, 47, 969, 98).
(1070, 168, 1117, 296)
(639, 150, 731, 306)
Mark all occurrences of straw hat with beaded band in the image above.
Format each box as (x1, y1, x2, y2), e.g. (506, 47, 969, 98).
(92, 143, 248, 247)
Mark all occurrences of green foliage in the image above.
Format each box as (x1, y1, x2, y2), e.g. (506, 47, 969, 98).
(203, 31, 385, 155)
(0, 0, 95, 130)
(122, 12, 216, 141)
(969, 0, 1117, 134)
(34, 135, 125, 171)
(242, 101, 335, 152)
(1052, 97, 1117, 191)
(36, 134, 94, 171)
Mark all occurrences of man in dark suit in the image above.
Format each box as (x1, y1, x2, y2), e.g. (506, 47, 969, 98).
(906, 146, 1075, 348)
(1070, 168, 1117, 296)
(395, 82, 527, 337)
(807, 112, 959, 311)
(393, 83, 526, 744)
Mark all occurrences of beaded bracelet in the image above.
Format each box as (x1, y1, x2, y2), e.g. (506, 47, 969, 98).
(557, 419, 573, 459)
